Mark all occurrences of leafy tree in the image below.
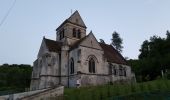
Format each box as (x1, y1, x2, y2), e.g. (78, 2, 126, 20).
(166, 30, 170, 40)
(132, 31, 170, 82)
(111, 31, 123, 53)
(0, 64, 32, 92)
(99, 39, 105, 44)
(139, 40, 149, 59)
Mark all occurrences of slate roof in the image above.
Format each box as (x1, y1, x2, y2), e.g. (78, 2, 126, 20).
(44, 38, 62, 52)
(99, 43, 128, 65)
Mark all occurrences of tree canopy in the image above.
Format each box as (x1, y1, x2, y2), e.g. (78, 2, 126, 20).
(129, 30, 170, 82)
(111, 31, 123, 53)
(0, 64, 32, 92)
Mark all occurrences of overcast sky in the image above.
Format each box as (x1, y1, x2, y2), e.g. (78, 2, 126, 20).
(0, 0, 170, 65)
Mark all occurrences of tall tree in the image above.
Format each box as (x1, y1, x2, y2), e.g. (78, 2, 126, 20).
(99, 39, 105, 44)
(139, 40, 149, 59)
(166, 30, 170, 40)
(111, 31, 123, 53)
(137, 31, 170, 81)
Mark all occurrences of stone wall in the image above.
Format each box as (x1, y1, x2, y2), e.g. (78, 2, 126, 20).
(30, 52, 61, 90)
(0, 86, 64, 100)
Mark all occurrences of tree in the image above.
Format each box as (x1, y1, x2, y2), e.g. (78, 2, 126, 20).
(166, 30, 170, 40)
(0, 64, 32, 92)
(99, 39, 105, 44)
(139, 40, 149, 59)
(136, 31, 170, 82)
(111, 31, 123, 53)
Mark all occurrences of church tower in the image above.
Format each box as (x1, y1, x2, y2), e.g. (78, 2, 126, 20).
(56, 11, 87, 45)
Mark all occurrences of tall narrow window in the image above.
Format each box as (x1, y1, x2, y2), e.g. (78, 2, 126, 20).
(119, 65, 123, 76)
(113, 66, 117, 76)
(59, 32, 62, 40)
(124, 67, 126, 76)
(89, 58, 95, 73)
(109, 63, 112, 75)
(62, 29, 65, 38)
(70, 58, 74, 74)
(78, 29, 81, 39)
(73, 28, 76, 37)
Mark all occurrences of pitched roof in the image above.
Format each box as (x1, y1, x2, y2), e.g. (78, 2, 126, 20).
(44, 38, 62, 52)
(67, 10, 86, 27)
(99, 43, 127, 65)
(56, 10, 87, 31)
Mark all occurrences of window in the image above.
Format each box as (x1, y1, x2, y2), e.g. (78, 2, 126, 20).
(59, 29, 64, 40)
(89, 58, 95, 73)
(113, 66, 117, 76)
(119, 65, 126, 76)
(109, 63, 117, 76)
(73, 28, 76, 37)
(59, 32, 62, 40)
(62, 29, 65, 38)
(78, 29, 81, 39)
(119, 65, 123, 76)
(72, 28, 81, 39)
(124, 67, 126, 76)
(70, 58, 74, 74)
(109, 63, 112, 75)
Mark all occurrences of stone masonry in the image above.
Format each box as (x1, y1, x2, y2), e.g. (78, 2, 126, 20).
(30, 11, 135, 90)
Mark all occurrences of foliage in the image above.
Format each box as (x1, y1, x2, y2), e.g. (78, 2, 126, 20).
(64, 79, 170, 100)
(129, 30, 170, 82)
(99, 39, 105, 44)
(0, 64, 32, 93)
(111, 31, 123, 53)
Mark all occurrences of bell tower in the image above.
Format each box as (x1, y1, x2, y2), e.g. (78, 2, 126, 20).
(56, 11, 87, 45)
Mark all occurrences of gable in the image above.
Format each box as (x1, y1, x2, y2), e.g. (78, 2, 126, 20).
(67, 11, 86, 28)
(37, 38, 62, 58)
(37, 39, 48, 58)
(56, 10, 86, 31)
(80, 32, 103, 50)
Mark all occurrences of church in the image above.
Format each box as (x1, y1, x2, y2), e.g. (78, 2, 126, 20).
(30, 11, 134, 90)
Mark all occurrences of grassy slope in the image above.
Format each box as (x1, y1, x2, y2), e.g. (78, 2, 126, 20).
(64, 79, 170, 100)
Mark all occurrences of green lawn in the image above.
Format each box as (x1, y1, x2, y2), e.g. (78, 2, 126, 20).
(64, 79, 170, 100)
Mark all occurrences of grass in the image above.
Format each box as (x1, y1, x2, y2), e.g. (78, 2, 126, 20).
(64, 79, 170, 100)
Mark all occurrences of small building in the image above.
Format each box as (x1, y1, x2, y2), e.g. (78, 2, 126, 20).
(30, 11, 134, 90)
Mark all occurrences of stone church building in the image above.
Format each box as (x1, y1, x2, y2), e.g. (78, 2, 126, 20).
(30, 11, 134, 90)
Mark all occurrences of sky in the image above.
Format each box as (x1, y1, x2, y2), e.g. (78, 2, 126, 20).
(0, 0, 170, 65)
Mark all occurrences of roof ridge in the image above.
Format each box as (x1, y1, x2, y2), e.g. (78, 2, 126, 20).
(67, 10, 79, 20)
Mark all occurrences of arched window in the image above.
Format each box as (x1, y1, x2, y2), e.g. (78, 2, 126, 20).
(73, 28, 76, 37)
(89, 58, 95, 73)
(78, 29, 81, 39)
(70, 58, 74, 74)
